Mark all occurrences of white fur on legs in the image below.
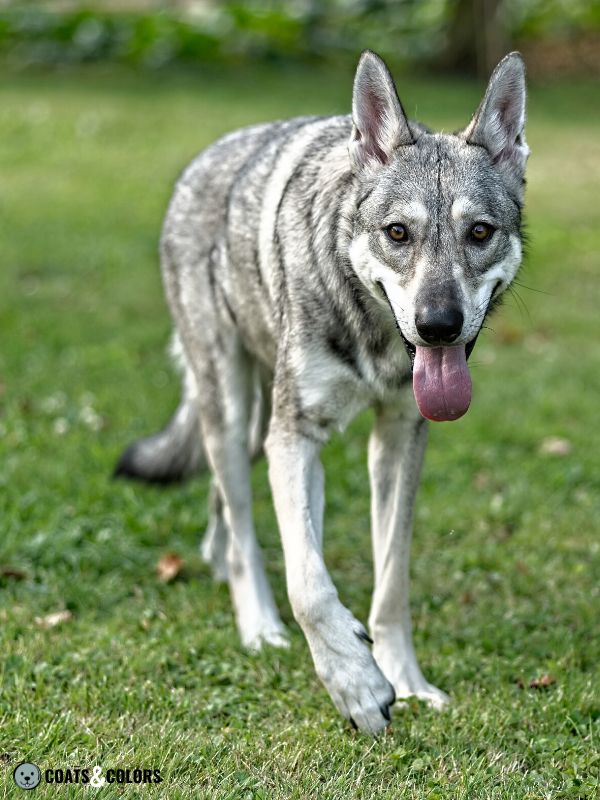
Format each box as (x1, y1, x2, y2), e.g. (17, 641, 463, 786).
(225, 531, 289, 651)
(368, 406, 449, 709)
(266, 427, 395, 734)
(195, 346, 288, 652)
(207, 434, 289, 651)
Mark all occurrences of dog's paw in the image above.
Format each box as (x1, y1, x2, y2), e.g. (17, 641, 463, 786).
(394, 680, 449, 710)
(311, 624, 395, 735)
(324, 656, 396, 735)
(373, 642, 449, 710)
(241, 622, 290, 652)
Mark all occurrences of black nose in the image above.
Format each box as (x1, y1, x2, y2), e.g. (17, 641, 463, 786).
(415, 304, 464, 345)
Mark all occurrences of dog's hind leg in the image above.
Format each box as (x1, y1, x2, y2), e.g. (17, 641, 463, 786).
(368, 402, 449, 709)
(200, 367, 270, 584)
(191, 338, 287, 650)
(200, 481, 229, 582)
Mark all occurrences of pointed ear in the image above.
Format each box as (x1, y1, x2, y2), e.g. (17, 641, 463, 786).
(349, 50, 413, 172)
(463, 52, 528, 181)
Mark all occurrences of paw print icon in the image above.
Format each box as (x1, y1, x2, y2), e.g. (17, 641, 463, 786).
(13, 763, 41, 791)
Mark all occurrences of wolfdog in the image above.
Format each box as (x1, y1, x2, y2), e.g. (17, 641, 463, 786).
(116, 50, 528, 733)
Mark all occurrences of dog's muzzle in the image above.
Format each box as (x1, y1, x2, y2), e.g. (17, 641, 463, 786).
(377, 281, 487, 422)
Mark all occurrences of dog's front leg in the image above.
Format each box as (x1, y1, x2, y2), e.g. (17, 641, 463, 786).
(266, 424, 395, 734)
(368, 405, 449, 708)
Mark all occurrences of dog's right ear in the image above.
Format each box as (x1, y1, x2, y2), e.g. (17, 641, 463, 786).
(350, 50, 413, 173)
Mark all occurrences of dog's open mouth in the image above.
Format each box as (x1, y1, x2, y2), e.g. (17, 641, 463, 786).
(377, 281, 481, 423)
(399, 330, 479, 367)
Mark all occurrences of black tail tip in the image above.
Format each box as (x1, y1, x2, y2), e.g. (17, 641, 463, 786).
(113, 444, 141, 481)
(112, 441, 188, 486)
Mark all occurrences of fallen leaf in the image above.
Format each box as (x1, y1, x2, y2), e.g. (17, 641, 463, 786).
(539, 437, 572, 456)
(35, 610, 72, 628)
(156, 553, 184, 583)
(0, 567, 28, 580)
(529, 674, 555, 690)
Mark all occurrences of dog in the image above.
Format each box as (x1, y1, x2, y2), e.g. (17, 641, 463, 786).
(115, 50, 528, 734)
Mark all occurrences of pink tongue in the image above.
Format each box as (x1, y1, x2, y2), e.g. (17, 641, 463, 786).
(412, 345, 472, 422)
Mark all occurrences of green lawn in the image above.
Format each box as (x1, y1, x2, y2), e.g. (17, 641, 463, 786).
(0, 64, 599, 799)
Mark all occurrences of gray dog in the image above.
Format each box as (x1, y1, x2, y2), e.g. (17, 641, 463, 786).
(116, 50, 528, 734)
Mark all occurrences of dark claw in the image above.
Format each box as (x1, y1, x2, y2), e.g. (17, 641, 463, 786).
(380, 704, 391, 722)
(355, 629, 374, 645)
(349, 716, 358, 731)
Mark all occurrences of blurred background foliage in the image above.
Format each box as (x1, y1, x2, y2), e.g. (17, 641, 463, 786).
(0, 0, 598, 78)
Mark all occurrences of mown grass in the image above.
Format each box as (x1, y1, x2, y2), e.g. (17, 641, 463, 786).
(0, 63, 599, 799)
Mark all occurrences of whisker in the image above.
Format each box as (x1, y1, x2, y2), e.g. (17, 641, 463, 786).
(512, 279, 552, 296)
(507, 284, 531, 325)
(465, 360, 488, 370)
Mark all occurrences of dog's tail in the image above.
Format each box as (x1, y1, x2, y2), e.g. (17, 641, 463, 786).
(114, 337, 270, 485)
(114, 347, 206, 485)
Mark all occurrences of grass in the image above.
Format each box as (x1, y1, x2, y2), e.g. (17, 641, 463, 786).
(0, 62, 599, 799)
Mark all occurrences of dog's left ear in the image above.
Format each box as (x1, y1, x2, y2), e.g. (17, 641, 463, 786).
(463, 52, 528, 183)
(350, 50, 413, 173)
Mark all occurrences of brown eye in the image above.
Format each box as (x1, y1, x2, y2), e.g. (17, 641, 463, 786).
(470, 222, 494, 243)
(386, 223, 408, 243)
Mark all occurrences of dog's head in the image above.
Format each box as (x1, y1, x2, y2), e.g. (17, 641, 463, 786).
(348, 50, 528, 422)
